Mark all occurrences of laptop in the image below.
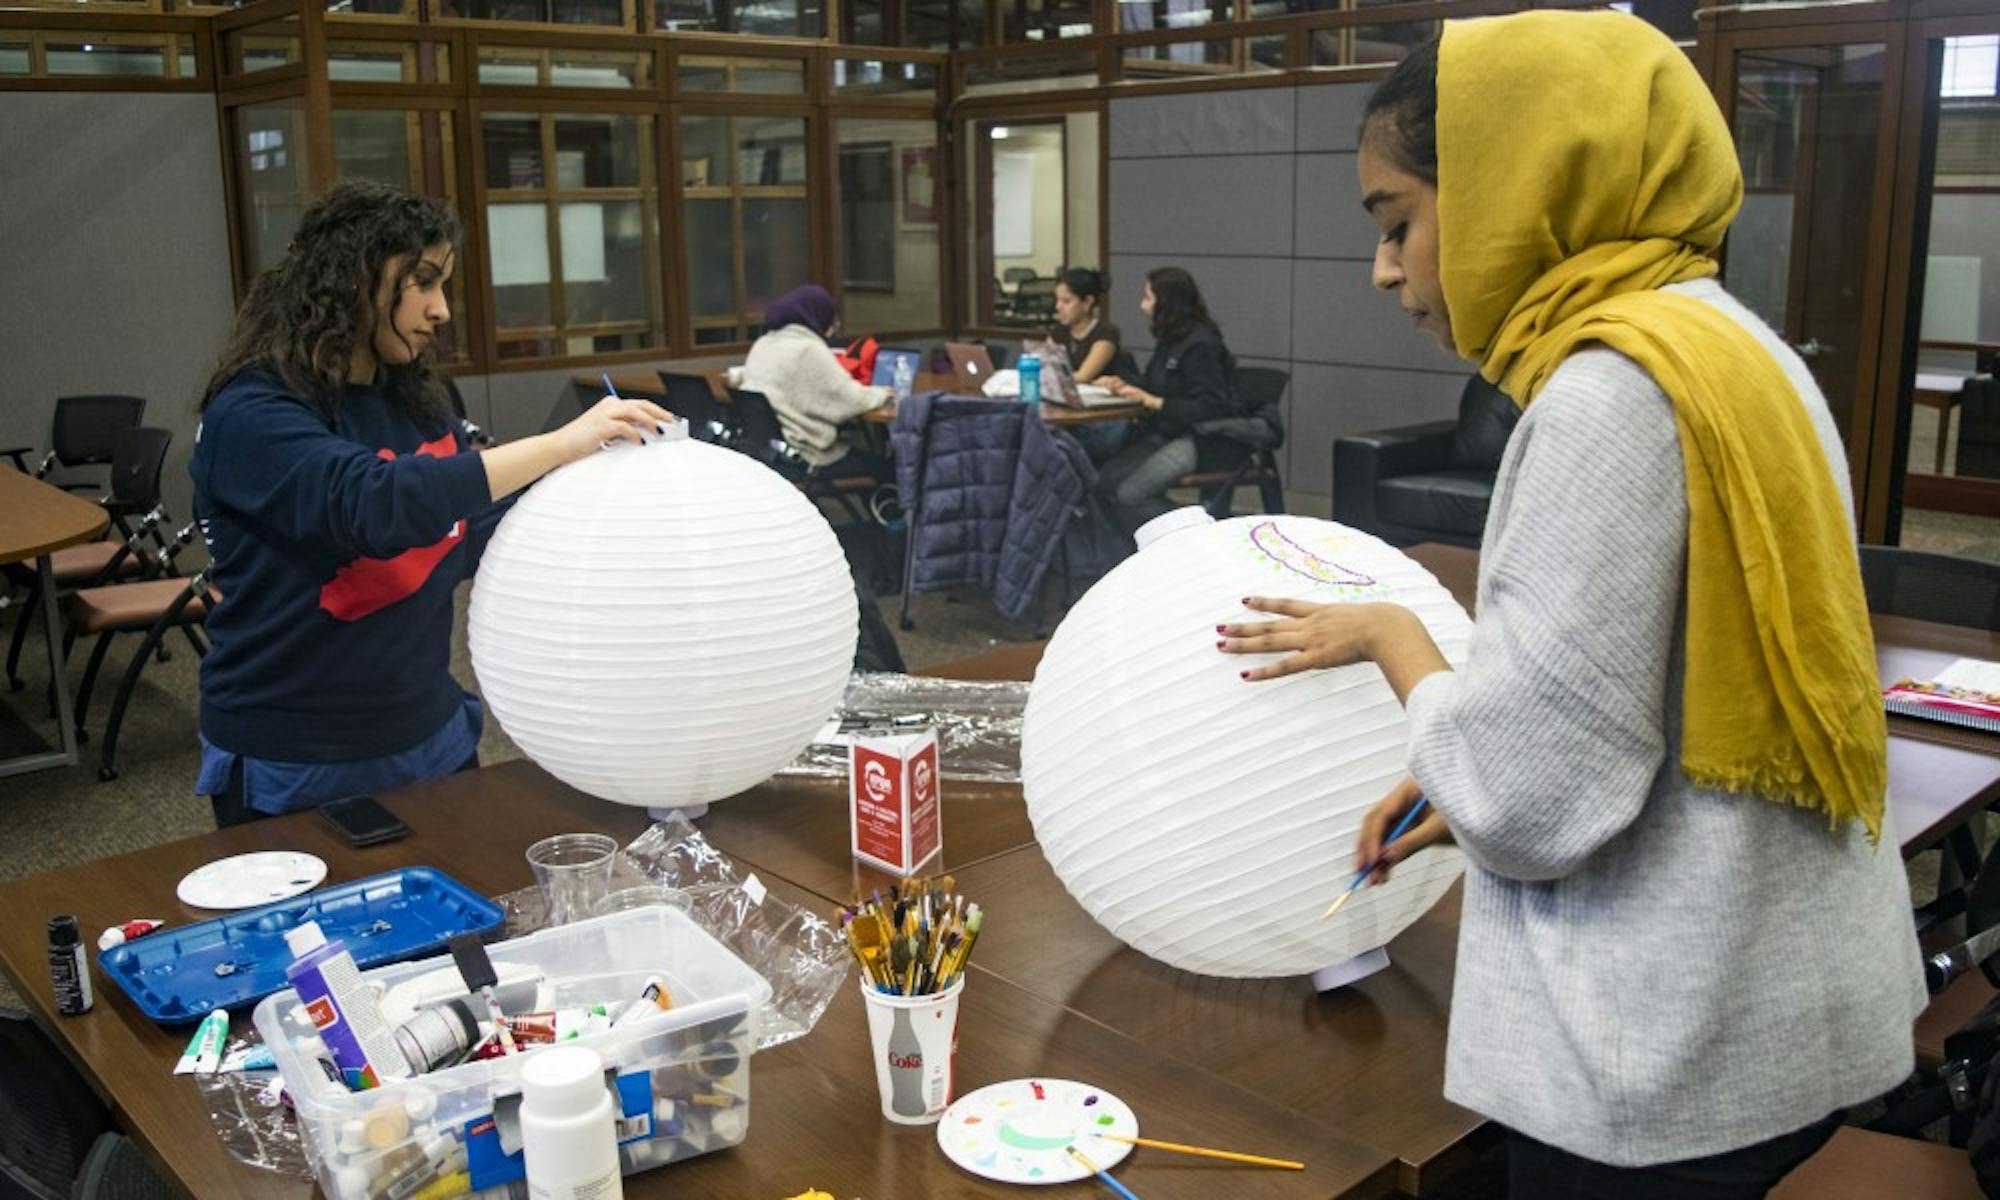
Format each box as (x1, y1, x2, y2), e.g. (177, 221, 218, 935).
(870, 348, 923, 391)
(1021, 338, 1122, 409)
(944, 342, 997, 395)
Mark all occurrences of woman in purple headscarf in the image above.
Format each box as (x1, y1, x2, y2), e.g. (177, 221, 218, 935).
(741, 283, 892, 481)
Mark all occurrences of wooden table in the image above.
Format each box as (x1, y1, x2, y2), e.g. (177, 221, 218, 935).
(861, 374, 1146, 428)
(0, 469, 108, 776)
(0, 764, 1398, 1200)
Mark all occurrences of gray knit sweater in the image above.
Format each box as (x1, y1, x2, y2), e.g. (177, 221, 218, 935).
(741, 324, 892, 467)
(1404, 278, 1925, 1167)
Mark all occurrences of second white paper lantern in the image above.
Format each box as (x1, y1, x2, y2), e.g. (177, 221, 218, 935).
(1022, 511, 1472, 982)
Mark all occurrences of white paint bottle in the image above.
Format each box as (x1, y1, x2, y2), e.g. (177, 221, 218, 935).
(519, 1045, 624, 1200)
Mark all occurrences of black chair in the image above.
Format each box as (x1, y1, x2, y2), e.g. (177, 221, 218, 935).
(1178, 366, 1288, 518)
(1860, 546, 2000, 631)
(1012, 279, 1058, 323)
(1002, 266, 1037, 290)
(0, 1006, 119, 1199)
(1333, 373, 1519, 547)
(657, 372, 733, 444)
(6, 428, 177, 693)
(442, 376, 491, 446)
(724, 387, 892, 587)
(70, 1134, 174, 1200)
(1959, 375, 2000, 480)
(3, 396, 148, 494)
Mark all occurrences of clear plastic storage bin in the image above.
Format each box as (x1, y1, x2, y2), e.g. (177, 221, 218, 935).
(253, 906, 772, 1200)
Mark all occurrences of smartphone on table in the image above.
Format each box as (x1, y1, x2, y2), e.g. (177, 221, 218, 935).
(319, 794, 410, 846)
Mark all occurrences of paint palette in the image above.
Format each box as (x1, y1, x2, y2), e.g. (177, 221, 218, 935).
(936, 1078, 1138, 1185)
(176, 851, 327, 909)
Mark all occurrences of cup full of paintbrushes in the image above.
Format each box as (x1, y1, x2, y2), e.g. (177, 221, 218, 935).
(836, 874, 981, 1124)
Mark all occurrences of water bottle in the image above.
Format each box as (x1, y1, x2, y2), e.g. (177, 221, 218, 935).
(1018, 354, 1041, 406)
(892, 354, 915, 401)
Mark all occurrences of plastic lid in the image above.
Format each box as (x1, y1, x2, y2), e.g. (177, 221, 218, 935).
(1134, 505, 1215, 550)
(283, 921, 327, 958)
(48, 915, 78, 948)
(520, 1045, 607, 1118)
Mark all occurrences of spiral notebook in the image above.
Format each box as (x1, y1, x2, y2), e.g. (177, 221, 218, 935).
(1884, 658, 2000, 734)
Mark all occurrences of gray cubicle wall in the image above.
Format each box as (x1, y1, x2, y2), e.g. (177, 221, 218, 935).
(1, 92, 237, 530)
(1107, 83, 1467, 506)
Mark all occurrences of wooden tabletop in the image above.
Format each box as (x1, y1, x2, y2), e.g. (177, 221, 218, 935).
(0, 762, 1397, 1200)
(861, 374, 1147, 428)
(0, 469, 109, 565)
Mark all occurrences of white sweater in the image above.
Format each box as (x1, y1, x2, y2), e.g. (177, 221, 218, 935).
(1405, 278, 1925, 1166)
(740, 325, 891, 467)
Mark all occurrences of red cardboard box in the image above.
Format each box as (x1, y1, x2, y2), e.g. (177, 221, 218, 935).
(849, 729, 942, 876)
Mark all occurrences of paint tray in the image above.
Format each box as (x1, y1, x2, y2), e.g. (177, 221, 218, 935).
(100, 866, 504, 1025)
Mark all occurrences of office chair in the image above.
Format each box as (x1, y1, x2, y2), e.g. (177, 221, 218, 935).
(1176, 366, 1289, 519)
(1860, 546, 2000, 632)
(1, 395, 147, 494)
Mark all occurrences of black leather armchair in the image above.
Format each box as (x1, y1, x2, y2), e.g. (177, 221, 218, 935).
(1332, 374, 1519, 547)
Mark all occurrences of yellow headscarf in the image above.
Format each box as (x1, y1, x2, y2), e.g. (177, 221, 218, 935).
(1435, 11, 1886, 837)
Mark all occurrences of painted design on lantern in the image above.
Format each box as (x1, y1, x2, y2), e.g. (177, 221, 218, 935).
(936, 1078, 1138, 1185)
(1247, 520, 1378, 589)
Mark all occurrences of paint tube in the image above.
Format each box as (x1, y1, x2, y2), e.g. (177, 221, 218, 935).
(609, 974, 674, 1029)
(96, 918, 166, 952)
(174, 1010, 228, 1075)
(502, 1005, 611, 1045)
(218, 1044, 276, 1073)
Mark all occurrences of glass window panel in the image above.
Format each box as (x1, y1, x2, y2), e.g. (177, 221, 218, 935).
(684, 199, 736, 318)
(482, 112, 660, 361)
(905, 0, 985, 49)
(679, 59, 729, 90)
(842, 0, 886, 45)
(1307, 21, 1441, 68)
(735, 0, 822, 37)
(439, 0, 624, 24)
(1, 42, 29, 77)
(45, 39, 169, 77)
(832, 58, 939, 97)
(327, 0, 419, 16)
(737, 116, 808, 187)
(483, 113, 544, 189)
(680, 115, 731, 188)
(1008, 0, 1092, 42)
(225, 22, 300, 74)
(1123, 37, 1284, 77)
(839, 120, 942, 332)
(554, 114, 647, 188)
(234, 101, 310, 276)
(1120, 0, 1226, 33)
(328, 40, 445, 83)
(743, 198, 811, 315)
(655, 0, 720, 31)
(678, 55, 803, 93)
(477, 47, 542, 86)
(962, 48, 1096, 93)
(549, 49, 651, 88)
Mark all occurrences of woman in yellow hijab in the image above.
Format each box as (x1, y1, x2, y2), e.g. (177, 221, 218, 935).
(1220, 12, 1922, 1195)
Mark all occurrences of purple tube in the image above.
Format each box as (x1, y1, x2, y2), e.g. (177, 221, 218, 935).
(283, 921, 406, 1090)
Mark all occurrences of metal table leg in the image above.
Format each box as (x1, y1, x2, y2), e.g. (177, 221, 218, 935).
(0, 553, 81, 777)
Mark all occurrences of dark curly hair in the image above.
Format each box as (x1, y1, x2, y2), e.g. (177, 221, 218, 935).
(1359, 36, 1440, 185)
(1145, 266, 1217, 345)
(202, 180, 462, 426)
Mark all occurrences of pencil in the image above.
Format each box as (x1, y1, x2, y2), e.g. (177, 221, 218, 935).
(1322, 797, 1430, 920)
(1093, 1133, 1303, 1170)
(1067, 1145, 1141, 1200)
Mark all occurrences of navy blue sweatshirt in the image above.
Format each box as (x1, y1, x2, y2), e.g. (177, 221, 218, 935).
(191, 372, 500, 762)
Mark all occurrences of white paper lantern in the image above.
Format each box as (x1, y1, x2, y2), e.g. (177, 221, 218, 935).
(469, 426, 857, 811)
(1022, 511, 1472, 982)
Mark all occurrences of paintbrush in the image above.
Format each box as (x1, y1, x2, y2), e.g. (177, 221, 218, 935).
(1093, 1133, 1303, 1170)
(1322, 797, 1431, 920)
(1066, 1145, 1141, 1200)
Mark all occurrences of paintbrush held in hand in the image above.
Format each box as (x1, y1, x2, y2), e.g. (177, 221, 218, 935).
(836, 873, 982, 996)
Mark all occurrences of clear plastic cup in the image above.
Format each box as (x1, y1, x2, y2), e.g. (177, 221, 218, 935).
(525, 834, 618, 926)
(591, 884, 694, 918)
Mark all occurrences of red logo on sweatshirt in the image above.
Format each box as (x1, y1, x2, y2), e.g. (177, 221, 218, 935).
(318, 431, 466, 621)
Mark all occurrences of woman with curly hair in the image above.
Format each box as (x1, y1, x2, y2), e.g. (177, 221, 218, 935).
(191, 180, 669, 827)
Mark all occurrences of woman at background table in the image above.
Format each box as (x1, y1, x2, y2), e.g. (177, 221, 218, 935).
(192, 180, 670, 828)
(742, 283, 892, 482)
(1050, 267, 1123, 384)
(1094, 266, 1242, 534)
(1219, 16, 1920, 1197)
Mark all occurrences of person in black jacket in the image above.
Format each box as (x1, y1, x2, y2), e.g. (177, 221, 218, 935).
(1095, 266, 1241, 534)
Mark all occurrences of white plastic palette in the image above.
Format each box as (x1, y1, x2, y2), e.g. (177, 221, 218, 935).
(176, 851, 327, 910)
(936, 1078, 1138, 1185)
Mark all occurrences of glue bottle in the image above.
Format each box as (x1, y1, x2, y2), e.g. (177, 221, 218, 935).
(520, 1045, 624, 1200)
(285, 921, 406, 1090)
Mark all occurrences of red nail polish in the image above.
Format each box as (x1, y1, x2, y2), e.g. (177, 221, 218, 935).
(1214, 624, 1225, 634)
(1239, 670, 1250, 680)
(1215, 640, 1226, 649)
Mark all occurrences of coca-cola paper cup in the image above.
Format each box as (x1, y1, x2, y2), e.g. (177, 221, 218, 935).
(859, 974, 963, 1124)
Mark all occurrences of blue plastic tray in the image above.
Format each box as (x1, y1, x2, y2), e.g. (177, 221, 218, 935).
(100, 866, 505, 1025)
